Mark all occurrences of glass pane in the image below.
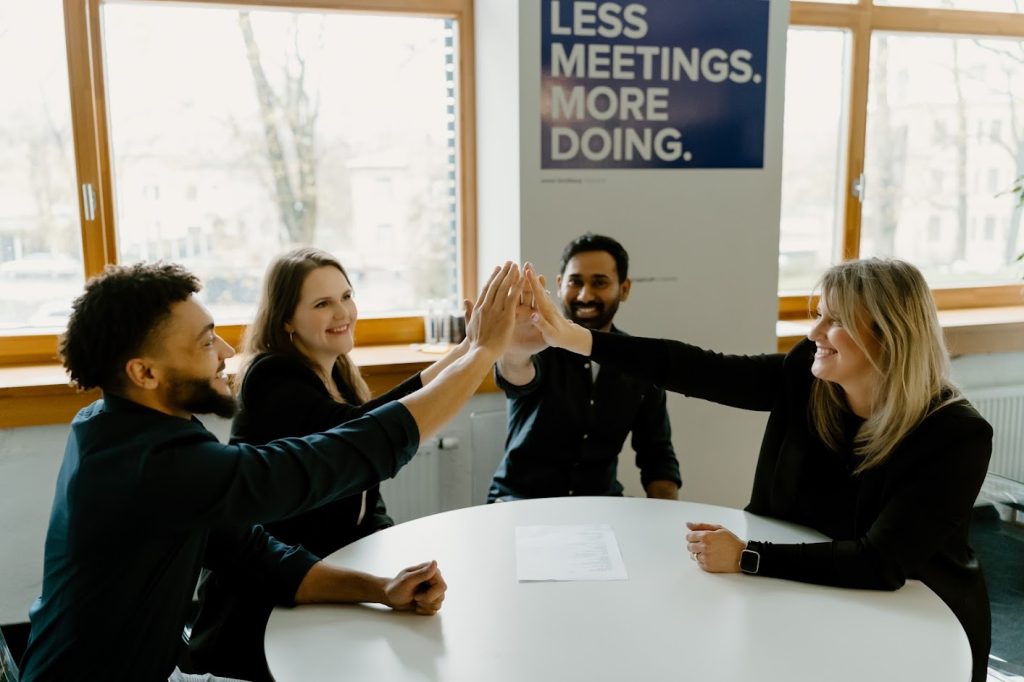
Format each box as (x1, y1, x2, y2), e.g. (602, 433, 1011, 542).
(102, 4, 459, 322)
(862, 34, 1024, 287)
(779, 29, 849, 292)
(873, 0, 1023, 12)
(0, 1, 83, 334)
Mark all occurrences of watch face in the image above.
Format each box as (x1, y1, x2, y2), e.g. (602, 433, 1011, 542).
(740, 549, 760, 574)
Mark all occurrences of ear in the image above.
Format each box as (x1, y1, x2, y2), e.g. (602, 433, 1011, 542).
(555, 274, 563, 292)
(283, 320, 295, 334)
(124, 357, 160, 390)
(619, 277, 631, 302)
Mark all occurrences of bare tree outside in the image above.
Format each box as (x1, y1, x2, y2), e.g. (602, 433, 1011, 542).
(238, 11, 321, 247)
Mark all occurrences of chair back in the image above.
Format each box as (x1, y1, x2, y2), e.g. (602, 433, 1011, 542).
(0, 628, 18, 682)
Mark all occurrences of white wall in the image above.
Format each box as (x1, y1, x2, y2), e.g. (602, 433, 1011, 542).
(477, 0, 790, 507)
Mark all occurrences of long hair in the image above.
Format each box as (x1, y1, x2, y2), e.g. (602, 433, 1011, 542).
(239, 247, 371, 404)
(809, 258, 960, 472)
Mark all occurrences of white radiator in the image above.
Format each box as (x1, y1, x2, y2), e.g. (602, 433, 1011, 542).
(970, 385, 1024, 484)
(378, 405, 508, 523)
(380, 443, 442, 524)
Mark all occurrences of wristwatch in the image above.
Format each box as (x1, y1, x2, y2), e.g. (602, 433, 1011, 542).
(739, 541, 763, 575)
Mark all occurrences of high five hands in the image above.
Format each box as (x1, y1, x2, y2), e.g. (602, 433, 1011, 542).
(522, 264, 593, 357)
(463, 261, 588, 359)
(463, 262, 525, 358)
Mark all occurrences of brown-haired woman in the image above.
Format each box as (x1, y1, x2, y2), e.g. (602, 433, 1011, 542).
(188, 247, 470, 681)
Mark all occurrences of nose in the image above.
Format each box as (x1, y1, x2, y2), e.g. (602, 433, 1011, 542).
(577, 284, 596, 302)
(216, 334, 235, 359)
(807, 317, 826, 343)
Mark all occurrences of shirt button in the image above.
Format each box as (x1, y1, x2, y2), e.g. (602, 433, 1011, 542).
(589, 399, 595, 405)
(582, 433, 589, 440)
(584, 362, 591, 369)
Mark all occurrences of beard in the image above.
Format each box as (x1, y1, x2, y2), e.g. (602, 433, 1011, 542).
(167, 371, 237, 418)
(564, 299, 620, 331)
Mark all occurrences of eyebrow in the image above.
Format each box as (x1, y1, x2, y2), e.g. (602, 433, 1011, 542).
(195, 322, 215, 342)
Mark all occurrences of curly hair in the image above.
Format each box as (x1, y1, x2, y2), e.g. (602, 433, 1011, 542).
(59, 262, 200, 392)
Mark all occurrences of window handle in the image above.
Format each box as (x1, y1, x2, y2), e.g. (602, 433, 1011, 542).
(81, 183, 96, 222)
(851, 173, 866, 203)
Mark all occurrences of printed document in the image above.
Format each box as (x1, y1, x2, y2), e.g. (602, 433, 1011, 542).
(515, 524, 628, 582)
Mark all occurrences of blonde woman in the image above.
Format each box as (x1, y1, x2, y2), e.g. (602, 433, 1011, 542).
(189, 247, 471, 681)
(525, 258, 993, 682)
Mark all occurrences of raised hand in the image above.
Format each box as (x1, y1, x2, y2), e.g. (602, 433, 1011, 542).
(524, 264, 593, 356)
(506, 265, 547, 359)
(465, 261, 524, 358)
(383, 560, 448, 615)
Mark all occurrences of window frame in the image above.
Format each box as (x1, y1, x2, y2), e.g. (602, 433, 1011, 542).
(783, 1, 1024, 320)
(0, 0, 477, 365)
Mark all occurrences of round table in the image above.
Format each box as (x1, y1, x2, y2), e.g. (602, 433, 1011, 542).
(266, 497, 971, 682)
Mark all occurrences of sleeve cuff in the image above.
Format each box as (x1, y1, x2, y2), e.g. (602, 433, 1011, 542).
(494, 355, 543, 396)
(364, 400, 421, 472)
(269, 539, 321, 607)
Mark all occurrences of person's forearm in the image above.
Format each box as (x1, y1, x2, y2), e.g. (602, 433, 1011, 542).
(645, 480, 680, 500)
(420, 339, 470, 385)
(400, 346, 498, 440)
(294, 561, 387, 604)
(496, 351, 536, 386)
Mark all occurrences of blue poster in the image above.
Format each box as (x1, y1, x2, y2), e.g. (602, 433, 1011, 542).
(541, 0, 770, 169)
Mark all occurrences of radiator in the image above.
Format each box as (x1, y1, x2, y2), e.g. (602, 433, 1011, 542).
(970, 386, 1024, 484)
(971, 384, 1024, 517)
(379, 444, 442, 524)
(378, 407, 507, 523)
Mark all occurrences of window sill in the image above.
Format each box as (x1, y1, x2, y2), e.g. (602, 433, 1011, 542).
(777, 305, 1024, 355)
(7, 307, 1021, 429)
(0, 343, 499, 429)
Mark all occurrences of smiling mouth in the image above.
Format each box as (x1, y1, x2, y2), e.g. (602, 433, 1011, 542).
(327, 325, 350, 334)
(814, 347, 837, 358)
(572, 305, 602, 318)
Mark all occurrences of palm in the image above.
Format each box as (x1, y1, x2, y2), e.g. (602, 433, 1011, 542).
(510, 297, 546, 356)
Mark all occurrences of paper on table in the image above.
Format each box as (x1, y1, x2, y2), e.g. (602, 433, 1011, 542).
(515, 523, 628, 582)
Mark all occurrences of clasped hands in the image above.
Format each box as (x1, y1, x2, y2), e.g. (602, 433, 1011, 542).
(461, 261, 590, 358)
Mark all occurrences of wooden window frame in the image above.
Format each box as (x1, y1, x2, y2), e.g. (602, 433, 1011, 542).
(782, 1, 1024, 321)
(0, 0, 478, 366)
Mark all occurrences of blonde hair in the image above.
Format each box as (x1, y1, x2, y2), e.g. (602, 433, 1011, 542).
(238, 247, 371, 404)
(809, 258, 960, 472)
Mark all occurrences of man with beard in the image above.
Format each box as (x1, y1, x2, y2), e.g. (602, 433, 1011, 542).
(20, 260, 523, 682)
(487, 234, 681, 502)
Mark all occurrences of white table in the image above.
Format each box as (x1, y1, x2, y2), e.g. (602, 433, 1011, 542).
(266, 497, 972, 682)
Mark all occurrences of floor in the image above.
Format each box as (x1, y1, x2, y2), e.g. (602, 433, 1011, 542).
(972, 503, 1024, 681)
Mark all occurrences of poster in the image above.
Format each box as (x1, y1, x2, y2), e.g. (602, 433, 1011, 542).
(540, 0, 770, 169)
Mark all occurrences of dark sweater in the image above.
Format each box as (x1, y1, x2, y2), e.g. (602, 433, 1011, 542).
(491, 326, 680, 500)
(20, 393, 418, 682)
(187, 352, 423, 680)
(590, 332, 993, 682)
(231, 352, 423, 552)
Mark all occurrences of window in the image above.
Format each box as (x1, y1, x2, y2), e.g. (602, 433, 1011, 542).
(0, 1, 83, 334)
(0, 0, 476, 362)
(782, 2, 1024, 317)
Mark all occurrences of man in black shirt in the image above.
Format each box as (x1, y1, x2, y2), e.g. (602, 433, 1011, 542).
(489, 234, 681, 501)
(20, 261, 523, 681)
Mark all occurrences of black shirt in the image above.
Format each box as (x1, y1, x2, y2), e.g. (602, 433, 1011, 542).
(590, 332, 993, 682)
(187, 352, 424, 680)
(490, 327, 680, 501)
(20, 393, 419, 682)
